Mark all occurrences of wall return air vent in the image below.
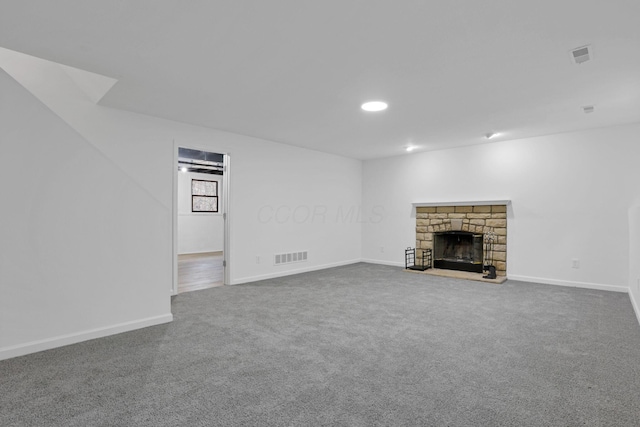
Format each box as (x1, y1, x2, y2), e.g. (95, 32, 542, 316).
(274, 251, 308, 265)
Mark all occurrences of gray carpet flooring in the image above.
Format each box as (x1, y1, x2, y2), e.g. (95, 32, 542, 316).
(2, 263, 640, 426)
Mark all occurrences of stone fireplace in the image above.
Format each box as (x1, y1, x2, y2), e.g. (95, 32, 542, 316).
(415, 204, 507, 277)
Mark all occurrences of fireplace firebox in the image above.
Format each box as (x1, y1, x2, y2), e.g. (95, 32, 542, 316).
(433, 231, 483, 273)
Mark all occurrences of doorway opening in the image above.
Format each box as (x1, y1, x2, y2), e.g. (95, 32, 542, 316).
(173, 146, 230, 294)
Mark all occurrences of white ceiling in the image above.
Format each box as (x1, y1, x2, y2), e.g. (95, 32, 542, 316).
(2, 1, 640, 159)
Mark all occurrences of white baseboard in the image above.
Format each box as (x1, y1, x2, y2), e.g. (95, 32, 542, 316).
(231, 259, 363, 285)
(0, 313, 173, 361)
(360, 258, 405, 268)
(508, 275, 628, 293)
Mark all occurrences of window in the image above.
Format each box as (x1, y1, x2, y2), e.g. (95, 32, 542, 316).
(191, 179, 218, 212)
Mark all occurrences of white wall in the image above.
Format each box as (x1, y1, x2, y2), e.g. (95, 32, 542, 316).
(363, 123, 640, 292)
(0, 69, 173, 359)
(178, 171, 224, 254)
(229, 141, 362, 283)
(0, 50, 362, 359)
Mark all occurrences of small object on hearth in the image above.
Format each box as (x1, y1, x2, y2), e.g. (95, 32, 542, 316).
(405, 247, 432, 271)
(483, 264, 497, 279)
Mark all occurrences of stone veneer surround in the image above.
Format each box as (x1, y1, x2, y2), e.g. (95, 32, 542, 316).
(416, 205, 507, 276)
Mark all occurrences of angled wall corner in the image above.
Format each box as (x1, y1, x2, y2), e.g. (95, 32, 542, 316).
(59, 62, 118, 104)
(0, 68, 172, 360)
(0, 46, 171, 209)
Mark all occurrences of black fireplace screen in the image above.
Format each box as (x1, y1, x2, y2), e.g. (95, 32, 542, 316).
(433, 231, 483, 273)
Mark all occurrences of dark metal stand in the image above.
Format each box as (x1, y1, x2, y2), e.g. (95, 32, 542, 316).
(483, 230, 497, 279)
(405, 247, 432, 271)
(483, 265, 497, 279)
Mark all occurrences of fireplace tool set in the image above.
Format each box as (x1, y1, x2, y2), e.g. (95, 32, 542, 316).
(483, 230, 498, 279)
(405, 247, 432, 271)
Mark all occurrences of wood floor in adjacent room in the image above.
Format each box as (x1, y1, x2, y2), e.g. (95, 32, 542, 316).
(178, 251, 224, 293)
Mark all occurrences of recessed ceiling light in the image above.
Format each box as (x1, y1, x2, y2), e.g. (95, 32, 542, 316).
(406, 146, 415, 152)
(361, 101, 388, 112)
(485, 132, 499, 139)
(180, 167, 188, 173)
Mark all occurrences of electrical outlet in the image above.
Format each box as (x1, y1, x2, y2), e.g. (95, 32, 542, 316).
(256, 255, 260, 264)
(380, 246, 384, 253)
(571, 259, 580, 269)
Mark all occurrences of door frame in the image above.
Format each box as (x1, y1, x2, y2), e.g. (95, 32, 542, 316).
(172, 141, 231, 295)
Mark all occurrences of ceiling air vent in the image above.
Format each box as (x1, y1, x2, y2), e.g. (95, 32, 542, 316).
(570, 45, 592, 64)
